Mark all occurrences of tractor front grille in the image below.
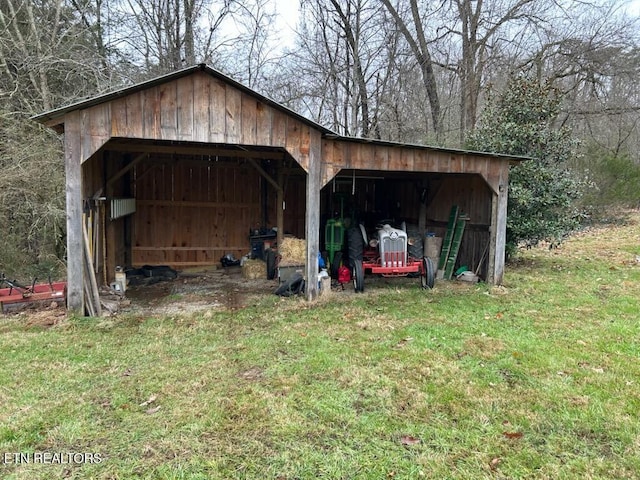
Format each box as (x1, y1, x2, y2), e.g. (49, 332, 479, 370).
(381, 236, 407, 267)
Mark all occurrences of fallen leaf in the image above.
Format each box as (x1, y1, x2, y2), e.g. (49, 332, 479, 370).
(139, 394, 157, 407)
(400, 435, 421, 446)
(496, 312, 504, 319)
(395, 337, 414, 348)
(146, 405, 161, 415)
(503, 431, 524, 440)
(489, 457, 501, 470)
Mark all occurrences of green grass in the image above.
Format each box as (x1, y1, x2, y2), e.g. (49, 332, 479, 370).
(1, 215, 640, 479)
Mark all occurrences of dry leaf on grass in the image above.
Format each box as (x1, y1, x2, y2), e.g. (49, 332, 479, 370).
(489, 457, 501, 470)
(146, 405, 161, 415)
(400, 435, 420, 446)
(139, 394, 157, 407)
(394, 337, 414, 348)
(503, 431, 524, 440)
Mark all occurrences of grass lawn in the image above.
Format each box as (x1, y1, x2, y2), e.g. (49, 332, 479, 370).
(1, 212, 639, 479)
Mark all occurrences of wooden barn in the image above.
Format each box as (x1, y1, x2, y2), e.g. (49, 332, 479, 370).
(33, 64, 521, 314)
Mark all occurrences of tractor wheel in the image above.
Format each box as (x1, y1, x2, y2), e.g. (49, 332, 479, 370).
(420, 257, 435, 289)
(266, 249, 277, 280)
(347, 227, 364, 262)
(406, 224, 423, 260)
(331, 251, 343, 279)
(352, 259, 365, 293)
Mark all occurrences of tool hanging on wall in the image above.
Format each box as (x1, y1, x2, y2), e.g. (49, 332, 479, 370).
(352, 170, 356, 195)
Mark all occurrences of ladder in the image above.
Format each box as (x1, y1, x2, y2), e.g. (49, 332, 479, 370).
(438, 205, 469, 280)
(438, 205, 459, 272)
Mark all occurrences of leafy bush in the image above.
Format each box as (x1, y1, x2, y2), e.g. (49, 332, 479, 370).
(467, 76, 586, 258)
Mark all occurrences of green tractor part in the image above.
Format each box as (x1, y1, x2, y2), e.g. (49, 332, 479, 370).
(325, 218, 345, 265)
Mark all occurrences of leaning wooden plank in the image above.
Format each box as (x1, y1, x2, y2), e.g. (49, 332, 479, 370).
(83, 275, 95, 317)
(83, 221, 102, 317)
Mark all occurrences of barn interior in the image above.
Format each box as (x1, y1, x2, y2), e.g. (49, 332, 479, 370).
(84, 139, 494, 286)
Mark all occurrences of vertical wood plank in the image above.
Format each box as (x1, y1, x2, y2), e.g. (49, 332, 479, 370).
(286, 118, 306, 170)
(272, 110, 288, 147)
(160, 81, 178, 140)
(177, 76, 194, 141)
(225, 86, 241, 143)
(450, 154, 464, 173)
(126, 92, 143, 137)
(209, 78, 226, 142)
(487, 163, 509, 285)
(110, 98, 127, 137)
(241, 94, 257, 144)
(84, 104, 111, 162)
(64, 110, 84, 313)
(256, 102, 272, 145)
(193, 72, 210, 142)
(142, 86, 161, 138)
(374, 145, 389, 171)
(305, 130, 322, 301)
(388, 147, 404, 171)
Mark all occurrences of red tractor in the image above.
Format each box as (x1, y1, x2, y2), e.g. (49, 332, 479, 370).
(348, 223, 435, 292)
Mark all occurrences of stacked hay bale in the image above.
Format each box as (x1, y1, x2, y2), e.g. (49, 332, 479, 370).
(242, 258, 267, 279)
(278, 237, 306, 283)
(279, 237, 306, 266)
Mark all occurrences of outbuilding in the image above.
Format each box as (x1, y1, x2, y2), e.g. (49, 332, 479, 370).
(33, 64, 521, 314)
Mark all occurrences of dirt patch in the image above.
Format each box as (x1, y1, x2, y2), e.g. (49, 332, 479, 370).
(121, 265, 278, 316)
(17, 304, 67, 328)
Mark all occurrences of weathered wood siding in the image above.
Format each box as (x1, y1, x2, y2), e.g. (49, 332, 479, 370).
(75, 71, 314, 174)
(321, 139, 506, 193)
(132, 158, 262, 268)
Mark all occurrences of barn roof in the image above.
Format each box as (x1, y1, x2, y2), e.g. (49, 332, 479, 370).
(32, 63, 526, 163)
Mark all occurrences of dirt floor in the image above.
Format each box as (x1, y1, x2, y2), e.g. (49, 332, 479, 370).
(2, 263, 429, 324)
(123, 265, 278, 315)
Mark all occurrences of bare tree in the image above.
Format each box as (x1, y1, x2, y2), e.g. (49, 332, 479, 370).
(221, 0, 279, 90)
(117, 0, 234, 73)
(449, 0, 541, 141)
(381, 0, 443, 139)
(288, 0, 391, 137)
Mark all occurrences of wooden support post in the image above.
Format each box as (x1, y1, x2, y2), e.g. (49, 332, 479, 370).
(277, 165, 284, 250)
(305, 133, 322, 301)
(487, 166, 509, 285)
(418, 178, 428, 236)
(64, 111, 84, 313)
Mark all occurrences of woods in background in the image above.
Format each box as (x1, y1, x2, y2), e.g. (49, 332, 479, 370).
(1, 0, 639, 277)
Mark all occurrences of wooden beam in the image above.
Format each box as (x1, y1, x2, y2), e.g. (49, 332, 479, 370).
(246, 158, 282, 193)
(106, 153, 146, 188)
(305, 131, 322, 301)
(106, 142, 286, 160)
(487, 164, 509, 285)
(64, 111, 84, 313)
(277, 166, 284, 251)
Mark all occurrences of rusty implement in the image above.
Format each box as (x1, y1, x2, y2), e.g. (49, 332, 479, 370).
(0, 279, 67, 313)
